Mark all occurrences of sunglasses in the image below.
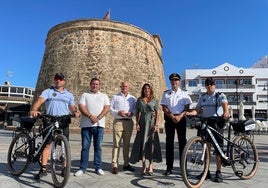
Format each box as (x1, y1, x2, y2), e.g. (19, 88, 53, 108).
(205, 84, 215, 86)
(54, 77, 65, 81)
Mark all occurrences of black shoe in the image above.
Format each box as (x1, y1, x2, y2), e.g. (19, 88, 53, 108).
(164, 170, 172, 176)
(123, 164, 135, 172)
(34, 168, 47, 179)
(214, 170, 223, 182)
(196, 170, 211, 180)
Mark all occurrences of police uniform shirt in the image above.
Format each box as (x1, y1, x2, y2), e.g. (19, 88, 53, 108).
(197, 91, 228, 117)
(160, 89, 192, 114)
(41, 87, 75, 116)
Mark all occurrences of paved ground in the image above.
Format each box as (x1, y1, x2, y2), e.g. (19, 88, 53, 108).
(0, 127, 267, 188)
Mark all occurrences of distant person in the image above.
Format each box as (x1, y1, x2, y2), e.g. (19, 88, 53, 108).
(160, 73, 192, 176)
(74, 77, 110, 176)
(110, 81, 136, 174)
(129, 83, 162, 176)
(30, 73, 80, 179)
(186, 77, 229, 182)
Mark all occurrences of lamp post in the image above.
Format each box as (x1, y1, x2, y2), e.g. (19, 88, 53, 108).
(263, 83, 268, 120)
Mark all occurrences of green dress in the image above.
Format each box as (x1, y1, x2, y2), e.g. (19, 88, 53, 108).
(129, 97, 162, 163)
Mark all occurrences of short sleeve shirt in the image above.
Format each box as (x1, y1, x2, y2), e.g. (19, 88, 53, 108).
(40, 87, 75, 116)
(79, 91, 110, 128)
(197, 91, 228, 117)
(160, 89, 192, 114)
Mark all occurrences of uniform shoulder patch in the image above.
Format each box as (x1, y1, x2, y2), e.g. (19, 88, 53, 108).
(216, 92, 222, 97)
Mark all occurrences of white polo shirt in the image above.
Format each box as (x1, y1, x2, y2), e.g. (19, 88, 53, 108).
(79, 91, 110, 128)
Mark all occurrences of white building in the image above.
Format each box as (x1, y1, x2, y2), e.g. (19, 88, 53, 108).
(0, 82, 35, 126)
(181, 56, 268, 119)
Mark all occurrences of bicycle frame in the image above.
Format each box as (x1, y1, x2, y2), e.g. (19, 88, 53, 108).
(14, 116, 63, 164)
(198, 117, 256, 166)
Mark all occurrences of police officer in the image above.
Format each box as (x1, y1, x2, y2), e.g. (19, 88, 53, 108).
(187, 77, 229, 182)
(160, 73, 192, 175)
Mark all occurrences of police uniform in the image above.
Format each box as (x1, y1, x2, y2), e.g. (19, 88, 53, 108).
(197, 91, 228, 151)
(197, 91, 227, 117)
(160, 87, 192, 172)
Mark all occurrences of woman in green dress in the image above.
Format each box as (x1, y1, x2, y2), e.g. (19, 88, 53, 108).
(129, 83, 162, 175)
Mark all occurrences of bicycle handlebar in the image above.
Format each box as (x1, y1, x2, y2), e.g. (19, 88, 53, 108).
(18, 114, 74, 131)
(186, 115, 226, 121)
(186, 115, 227, 129)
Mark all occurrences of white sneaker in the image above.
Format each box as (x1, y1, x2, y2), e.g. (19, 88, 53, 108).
(96, 169, 105, 175)
(74, 169, 84, 177)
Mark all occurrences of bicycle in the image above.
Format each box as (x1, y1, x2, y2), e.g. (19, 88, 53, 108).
(181, 115, 258, 188)
(7, 114, 72, 188)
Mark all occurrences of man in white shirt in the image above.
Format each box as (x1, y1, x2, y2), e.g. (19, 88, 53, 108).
(160, 73, 192, 176)
(110, 81, 136, 174)
(74, 77, 110, 176)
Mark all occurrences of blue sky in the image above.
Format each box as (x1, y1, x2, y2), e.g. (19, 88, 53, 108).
(1, 0, 268, 88)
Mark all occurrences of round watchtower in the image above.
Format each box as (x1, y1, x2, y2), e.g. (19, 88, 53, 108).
(35, 19, 166, 130)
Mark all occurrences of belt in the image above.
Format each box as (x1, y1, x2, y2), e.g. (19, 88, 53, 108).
(116, 118, 132, 121)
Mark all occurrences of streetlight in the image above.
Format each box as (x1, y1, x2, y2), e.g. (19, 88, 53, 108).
(263, 83, 268, 120)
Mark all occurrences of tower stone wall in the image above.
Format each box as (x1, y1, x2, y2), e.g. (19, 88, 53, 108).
(35, 19, 166, 131)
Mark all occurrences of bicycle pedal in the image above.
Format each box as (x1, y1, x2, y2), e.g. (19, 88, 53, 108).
(235, 170, 243, 177)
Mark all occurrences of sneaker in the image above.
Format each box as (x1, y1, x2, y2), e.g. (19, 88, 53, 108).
(96, 169, 105, 175)
(197, 170, 211, 180)
(74, 169, 84, 177)
(215, 170, 223, 182)
(34, 168, 47, 179)
(123, 164, 135, 172)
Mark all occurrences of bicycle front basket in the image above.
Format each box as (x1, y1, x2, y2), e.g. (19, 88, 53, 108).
(20, 117, 35, 131)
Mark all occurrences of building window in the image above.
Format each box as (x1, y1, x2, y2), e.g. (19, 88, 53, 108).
(215, 80, 224, 89)
(1, 86, 8, 93)
(228, 95, 240, 103)
(188, 80, 198, 87)
(243, 95, 253, 102)
(243, 79, 252, 85)
(10, 87, 17, 93)
(226, 79, 237, 88)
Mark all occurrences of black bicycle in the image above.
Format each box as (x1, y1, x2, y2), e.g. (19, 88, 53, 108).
(181, 115, 258, 188)
(7, 114, 72, 188)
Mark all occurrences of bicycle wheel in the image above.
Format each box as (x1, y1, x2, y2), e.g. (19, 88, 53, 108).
(7, 132, 31, 175)
(231, 135, 258, 180)
(181, 136, 210, 188)
(50, 134, 71, 188)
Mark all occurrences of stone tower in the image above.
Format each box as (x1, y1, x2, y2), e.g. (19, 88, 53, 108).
(35, 19, 166, 131)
